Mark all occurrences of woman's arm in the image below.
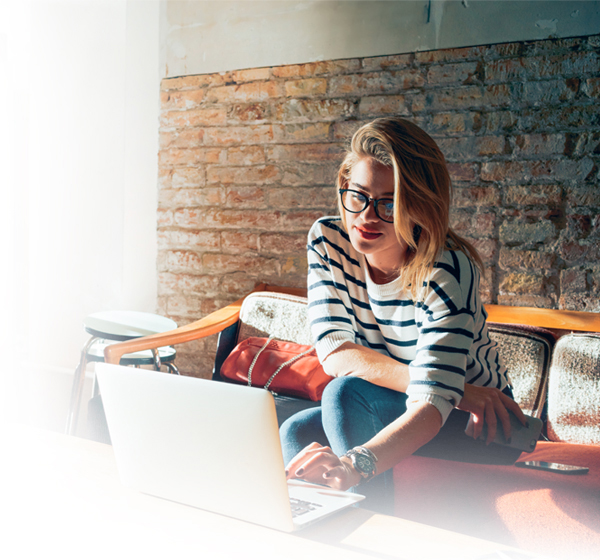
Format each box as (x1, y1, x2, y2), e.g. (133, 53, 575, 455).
(321, 341, 410, 392)
(286, 401, 442, 491)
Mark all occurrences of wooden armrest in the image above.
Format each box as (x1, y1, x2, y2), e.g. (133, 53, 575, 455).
(485, 304, 600, 333)
(103, 283, 307, 365)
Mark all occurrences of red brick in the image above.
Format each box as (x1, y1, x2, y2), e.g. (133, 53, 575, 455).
(160, 108, 227, 128)
(159, 128, 205, 150)
(206, 81, 284, 104)
(227, 103, 270, 123)
(273, 123, 332, 143)
(167, 167, 206, 189)
(512, 133, 565, 157)
(428, 86, 483, 110)
(172, 208, 203, 228)
(157, 209, 174, 227)
(426, 62, 480, 86)
(452, 186, 501, 208)
(332, 120, 370, 140)
(202, 253, 279, 275)
(158, 250, 203, 273)
(160, 89, 205, 110)
(484, 58, 527, 84)
(266, 143, 344, 163)
(161, 73, 232, 91)
(221, 231, 260, 252)
(275, 98, 356, 122)
(224, 186, 267, 208)
(280, 162, 339, 187)
(157, 272, 221, 295)
(271, 187, 336, 210)
(157, 229, 221, 250)
(165, 295, 204, 317)
(559, 294, 600, 313)
(447, 162, 478, 182)
(523, 52, 599, 80)
(158, 188, 223, 208)
(220, 273, 263, 295)
(415, 45, 485, 64)
(560, 268, 588, 294)
(430, 112, 481, 135)
(328, 70, 425, 97)
(280, 210, 326, 231)
(482, 111, 518, 134)
(585, 77, 600, 98)
(506, 185, 562, 206)
(468, 238, 497, 264)
(225, 146, 266, 165)
(204, 125, 276, 146)
(207, 165, 280, 185)
(285, 78, 327, 97)
(450, 210, 495, 238)
(198, 209, 282, 230)
(231, 67, 271, 83)
(361, 54, 412, 71)
(483, 84, 513, 108)
(499, 248, 556, 271)
(498, 294, 557, 308)
(358, 95, 409, 117)
(159, 148, 221, 167)
(500, 272, 546, 295)
(260, 232, 307, 255)
(271, 59, 360, 78)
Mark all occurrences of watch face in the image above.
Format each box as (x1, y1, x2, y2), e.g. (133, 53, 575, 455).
(355, 455, 373, 473)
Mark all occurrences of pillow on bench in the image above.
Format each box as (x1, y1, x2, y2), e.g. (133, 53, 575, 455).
(487, 323, 556, 418)
(547, 333, 600, 445)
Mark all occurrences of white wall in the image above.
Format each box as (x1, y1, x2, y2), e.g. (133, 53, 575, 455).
(0, 0, 160, 431)
(161, 0, 600, 78)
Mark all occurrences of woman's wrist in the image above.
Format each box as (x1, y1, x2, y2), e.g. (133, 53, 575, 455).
(338, 455, 365, 488)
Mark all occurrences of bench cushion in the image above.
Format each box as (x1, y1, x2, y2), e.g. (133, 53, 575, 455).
(392, 441, 600, 559)
(547, 333, 600, 444)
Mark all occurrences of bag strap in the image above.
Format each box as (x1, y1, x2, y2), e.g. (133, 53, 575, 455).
(247, 336, 316, 393)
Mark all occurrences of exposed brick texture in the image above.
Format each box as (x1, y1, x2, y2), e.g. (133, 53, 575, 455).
(158, 35, 600, 377)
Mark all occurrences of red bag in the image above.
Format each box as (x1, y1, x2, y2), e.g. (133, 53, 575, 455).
(220, 337, 332, 401)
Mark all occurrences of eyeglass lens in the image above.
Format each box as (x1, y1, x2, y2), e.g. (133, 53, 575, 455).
(340, 190, 394, 222)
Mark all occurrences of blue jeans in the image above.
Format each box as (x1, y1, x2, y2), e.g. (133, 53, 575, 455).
(280, 377, 522, 514)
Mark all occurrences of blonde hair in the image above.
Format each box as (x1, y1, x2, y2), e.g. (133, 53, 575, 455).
(336, 117, 483, 300)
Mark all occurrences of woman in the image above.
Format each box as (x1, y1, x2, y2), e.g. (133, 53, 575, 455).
(281, 117, 527, 513)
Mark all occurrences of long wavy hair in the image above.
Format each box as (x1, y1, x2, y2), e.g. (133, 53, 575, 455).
(336, 117, 483, 300)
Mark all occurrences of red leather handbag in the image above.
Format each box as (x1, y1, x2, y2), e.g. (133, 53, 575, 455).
(220, 337, 332, 401)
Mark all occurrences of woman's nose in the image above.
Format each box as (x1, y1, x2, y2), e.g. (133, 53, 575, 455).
(361, 199, 379, 222)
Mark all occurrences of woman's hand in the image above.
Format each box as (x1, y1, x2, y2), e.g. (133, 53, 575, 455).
(285, 442, 362, 491)
(457, 384, 528, 444)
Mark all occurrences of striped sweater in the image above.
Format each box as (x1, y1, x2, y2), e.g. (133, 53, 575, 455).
(307, 217, 510, 424)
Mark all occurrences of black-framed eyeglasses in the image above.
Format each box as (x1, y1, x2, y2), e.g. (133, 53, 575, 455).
(338, 189, 395, 223)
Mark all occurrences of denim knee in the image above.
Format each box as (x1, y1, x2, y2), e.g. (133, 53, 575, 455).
(321, 376, 369, 408)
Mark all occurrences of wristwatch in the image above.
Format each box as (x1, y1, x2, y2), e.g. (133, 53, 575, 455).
(344, 447, 378, 481)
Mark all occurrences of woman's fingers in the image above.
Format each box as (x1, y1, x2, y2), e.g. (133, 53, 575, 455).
(285, 442, 340, 482)
(460, 385, 527, 445)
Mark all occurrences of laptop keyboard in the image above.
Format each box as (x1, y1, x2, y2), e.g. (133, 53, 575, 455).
(290, 497, 323, 518)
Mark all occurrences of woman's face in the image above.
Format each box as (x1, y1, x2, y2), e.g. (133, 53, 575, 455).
(344, 158, 409, 279)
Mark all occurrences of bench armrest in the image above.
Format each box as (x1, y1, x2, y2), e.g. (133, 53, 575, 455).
(103, 283, 308, 365)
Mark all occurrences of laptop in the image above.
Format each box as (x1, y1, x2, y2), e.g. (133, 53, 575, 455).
(94, 363, 364, 532)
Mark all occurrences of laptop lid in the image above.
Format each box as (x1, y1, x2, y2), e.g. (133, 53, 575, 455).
(95, 363, 362, 532)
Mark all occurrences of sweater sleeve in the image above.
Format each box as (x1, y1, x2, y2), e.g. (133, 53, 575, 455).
(406, 252, 477, 424)
(306, 219, 357, 363)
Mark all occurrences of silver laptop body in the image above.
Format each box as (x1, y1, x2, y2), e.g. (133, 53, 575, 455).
(95, 363, 364, 532)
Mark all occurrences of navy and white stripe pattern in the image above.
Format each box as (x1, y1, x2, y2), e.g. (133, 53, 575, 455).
(307, 217, 509, 424)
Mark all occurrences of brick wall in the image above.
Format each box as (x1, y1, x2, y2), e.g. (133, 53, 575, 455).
(158, 35, 600, 377)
